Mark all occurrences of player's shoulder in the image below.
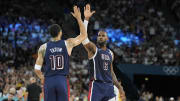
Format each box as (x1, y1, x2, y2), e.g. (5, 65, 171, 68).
(65, 38, 74, 43)
(39, 43, 47, 51)
(108, 49, 114, 56)
(64, 38, 74, 46)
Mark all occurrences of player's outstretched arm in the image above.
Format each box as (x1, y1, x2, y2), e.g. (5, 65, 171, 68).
(34, 43, 46, 84)
(65, 6, 87, 56)
(111, 63, 126, 101)
(110, 51, 126, 101)
(82, 4, 97, 59)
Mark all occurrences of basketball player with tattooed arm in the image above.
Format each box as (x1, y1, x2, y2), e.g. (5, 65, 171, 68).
(82, 4, 126, 101)
(34, 6, 87, 101)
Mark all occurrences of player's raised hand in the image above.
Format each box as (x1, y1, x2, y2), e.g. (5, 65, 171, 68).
(84, 4, 95, 20)
(119, 89, 126, 101)
(71, 6, 82, 20)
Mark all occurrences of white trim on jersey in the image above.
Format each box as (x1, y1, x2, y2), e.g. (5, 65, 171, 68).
(109, 49, 114, 60)
(64, 41, 71, 56)
(89, 81, 94, 101)
(64, 41, 67, 49)
(89, 47, 97, 80)
(109, 50, 113, 56)
(89, 47, 98, 60)
(93, 58, 97, 80)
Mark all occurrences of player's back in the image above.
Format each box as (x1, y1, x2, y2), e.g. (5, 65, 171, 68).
(89, 47, 113, 83)
(44, 40, 69, 77)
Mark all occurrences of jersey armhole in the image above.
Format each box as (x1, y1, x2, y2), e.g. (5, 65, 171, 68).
(64, 41, 70, 56)
(89, 47, 98, 60)
(109, 50, 114, 61)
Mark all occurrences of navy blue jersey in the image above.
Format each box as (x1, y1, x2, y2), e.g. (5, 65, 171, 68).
(44, 40, 69, 77)
(89, 47, 113, 83)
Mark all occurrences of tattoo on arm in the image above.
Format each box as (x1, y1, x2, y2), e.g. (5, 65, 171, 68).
(38, 44, 46, 58)
(112, 69, 119, 86)
(111, 64, 122, 89)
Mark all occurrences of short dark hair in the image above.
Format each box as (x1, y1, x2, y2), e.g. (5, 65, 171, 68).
(98, 30, 107, 35)
(48, 24, 62, 38)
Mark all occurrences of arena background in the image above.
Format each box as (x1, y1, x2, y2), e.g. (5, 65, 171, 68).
(0, 0, 180, 101)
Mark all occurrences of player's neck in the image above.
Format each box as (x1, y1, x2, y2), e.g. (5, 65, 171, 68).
(51, 37, 61, 41)
(100, 45, 107, 50)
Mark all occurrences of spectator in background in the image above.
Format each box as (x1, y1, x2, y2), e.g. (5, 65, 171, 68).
(0, 0, 180, 100)
(177, 96, 180, 101)
(0, 78, 3, 97)
(25, 77, 42, 101)
(2, 87, 16, 101)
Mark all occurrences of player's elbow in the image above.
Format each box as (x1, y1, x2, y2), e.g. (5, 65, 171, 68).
(80, 32, 87, 41)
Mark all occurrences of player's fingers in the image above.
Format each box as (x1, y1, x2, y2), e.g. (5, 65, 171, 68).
(73, 6, 78, 13)
(92, 11, 96, 14)
(86, 4, 90, 10)
(71, 12, 75, 17)
(85, 4, 88, 9)
(78, 8, 81, 13)
(84, 7, 86, 11)
(73, 6, 76, 12)
(122, 95, 126, 99)
(121, 96, 126, 101)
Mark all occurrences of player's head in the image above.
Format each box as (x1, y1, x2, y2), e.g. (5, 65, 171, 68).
(48, 24, 62, 38)
(30, 77, 36, 84)
(97, 30, 108, 47)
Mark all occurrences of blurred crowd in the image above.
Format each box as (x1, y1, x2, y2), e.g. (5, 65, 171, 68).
(0, 62, 35, 100)
(0, 0, 180, 101)
(87, 0, 180, 66)
(0, 15, 51, 66)
(139, 91, 180, 101)
(1, 61, 180, 101)
(1, 0, 180, 66)
(137, 84, 180, 101)
(0, 60, 89, 101)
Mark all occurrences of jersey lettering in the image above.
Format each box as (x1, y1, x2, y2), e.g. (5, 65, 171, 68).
(101, 54, 110, 60)
(49, 55, 64, 70)
(103, 62, 109, 70)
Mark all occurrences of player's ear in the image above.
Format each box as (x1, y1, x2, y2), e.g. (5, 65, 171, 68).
(106, 34, 109, 40)
(60, 31, 62, 34)
(59, 31, 62, 37)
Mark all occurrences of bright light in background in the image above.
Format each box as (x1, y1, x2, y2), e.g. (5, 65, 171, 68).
(105, 28, 143, 47)
(145, 77, 149, 81)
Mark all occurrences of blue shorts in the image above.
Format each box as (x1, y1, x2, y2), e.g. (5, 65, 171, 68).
(88, 80, 116, 101)
(44, 75, 70, 101)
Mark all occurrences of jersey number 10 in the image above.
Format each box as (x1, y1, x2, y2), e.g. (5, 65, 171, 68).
(49, 55, 64, 70)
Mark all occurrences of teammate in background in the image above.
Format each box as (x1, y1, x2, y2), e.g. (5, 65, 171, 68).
(34, 6, 87, 101)
(25, 77, 42, 101)
(82, 4, 126, 101)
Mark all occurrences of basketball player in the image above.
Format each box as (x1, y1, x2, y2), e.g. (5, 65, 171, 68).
(82, 4, 126, 101)
(34, 6, 87, 101)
